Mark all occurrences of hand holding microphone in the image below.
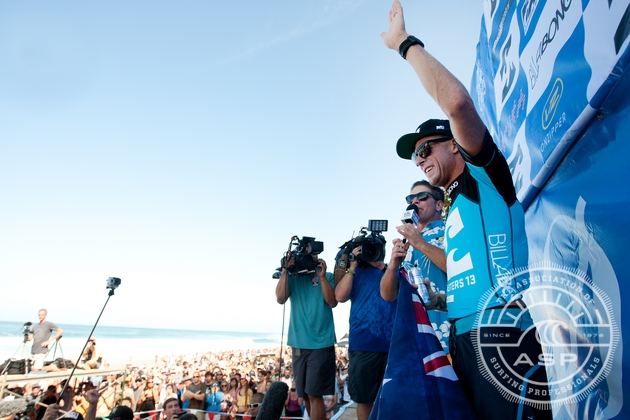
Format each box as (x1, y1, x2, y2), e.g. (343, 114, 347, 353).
(398, 204, 423, 247)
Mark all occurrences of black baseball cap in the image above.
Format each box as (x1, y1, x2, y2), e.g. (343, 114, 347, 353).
(396, 119, 453, 159)
(109, 406, 134, 420)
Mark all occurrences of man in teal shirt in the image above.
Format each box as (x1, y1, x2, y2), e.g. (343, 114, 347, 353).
(275, 251, 337, 420)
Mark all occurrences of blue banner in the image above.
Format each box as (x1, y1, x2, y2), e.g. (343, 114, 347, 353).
(470, 0, 630, 418)
(471, 0, 630, 206)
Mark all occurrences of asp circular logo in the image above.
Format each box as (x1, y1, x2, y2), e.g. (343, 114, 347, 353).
(471, 263, 618, 409)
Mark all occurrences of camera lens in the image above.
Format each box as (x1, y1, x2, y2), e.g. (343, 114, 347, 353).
(361, 241, 384, 262)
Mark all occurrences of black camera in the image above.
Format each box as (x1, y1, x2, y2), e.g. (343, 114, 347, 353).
(106, 277, 121, 290)
(21, 322, 33, 342)
(344, 220, 388, 263)
(334, 220, 388, 282)
(277, 236, 324, 276)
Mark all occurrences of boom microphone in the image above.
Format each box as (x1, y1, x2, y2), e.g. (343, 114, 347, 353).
(0, 399, 27, 418)
(257, 380, 289, 420)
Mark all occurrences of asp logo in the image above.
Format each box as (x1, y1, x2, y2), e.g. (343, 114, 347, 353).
(472, 263, 618, 409)
(542, 78, 563, 130)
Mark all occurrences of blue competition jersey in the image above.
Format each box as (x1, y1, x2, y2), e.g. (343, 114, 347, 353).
(287, 272, 336, 349)
(348, 265, 396, 353)
(401, 219, 450, 353)
(444, 132, 529, 321)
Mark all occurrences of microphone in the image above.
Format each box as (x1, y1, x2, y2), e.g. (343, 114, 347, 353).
(0, 399, 28, 418)
(257, 381, 289, 420)
(401, 204, 419, 244)
(401, 204, 419, 226)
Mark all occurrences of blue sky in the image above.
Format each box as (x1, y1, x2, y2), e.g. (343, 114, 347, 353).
(0, 0, 482, 338)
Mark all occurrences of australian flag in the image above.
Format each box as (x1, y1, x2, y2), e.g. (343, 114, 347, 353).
(369, 274, 477, 420)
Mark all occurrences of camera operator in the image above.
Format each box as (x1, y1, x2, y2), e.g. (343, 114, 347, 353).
(27, 309, 63, 373)
(275, 247, 337, 420)
(335, 241, 396, 420)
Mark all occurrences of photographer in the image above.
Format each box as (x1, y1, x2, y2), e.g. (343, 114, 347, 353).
(335, 239, 396, 420)
(27, 309, 63, 373)
(274, 240, 336, 420)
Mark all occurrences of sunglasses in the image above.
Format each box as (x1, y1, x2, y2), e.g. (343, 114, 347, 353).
(411, 137, 452, 162)
(405, 191, 438, 204)
(193, 376, 200, 378)
(248, 403, 261, 409)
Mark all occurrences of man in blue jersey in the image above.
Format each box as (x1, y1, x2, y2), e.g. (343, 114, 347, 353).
(275, 252, 337, 420)
(381, 180, 450, 355)
(381, 1, 551, 419)
(335, 242, 396, 420)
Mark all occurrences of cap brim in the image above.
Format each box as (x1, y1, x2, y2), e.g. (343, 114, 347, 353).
(396, 128, 452, 160)
(396, 133, 425, 160)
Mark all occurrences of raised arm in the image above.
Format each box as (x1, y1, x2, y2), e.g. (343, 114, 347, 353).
(381, 0, 486, 156)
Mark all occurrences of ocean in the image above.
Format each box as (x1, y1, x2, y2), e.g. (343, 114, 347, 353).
(0, 321, 283, 366)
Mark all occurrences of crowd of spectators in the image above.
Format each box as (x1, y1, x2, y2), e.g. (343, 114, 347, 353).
(1, 346, 351, 420)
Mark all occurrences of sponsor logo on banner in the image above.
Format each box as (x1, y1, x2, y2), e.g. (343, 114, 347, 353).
(498, 35, 517, 103)
(540, 112, 567, 155)
(527, 0, 575, 90)
(495, 15, 522, 118)
(542, 78, 563, 129)
(520, 0, 541, 34)
(472, 263, 619, 409)
(491, 0, 515, 54)
(506, 129, 531, 195)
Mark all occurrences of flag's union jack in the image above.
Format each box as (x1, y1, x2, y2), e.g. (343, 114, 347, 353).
(369, 274, 477, 420)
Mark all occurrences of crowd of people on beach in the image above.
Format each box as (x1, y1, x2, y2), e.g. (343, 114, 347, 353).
(1, 346, 351, 420)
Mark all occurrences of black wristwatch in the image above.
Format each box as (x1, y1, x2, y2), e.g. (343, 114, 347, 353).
(398, 35, 424, 59)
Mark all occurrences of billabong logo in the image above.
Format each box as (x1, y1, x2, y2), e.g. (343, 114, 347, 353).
(542, 78, 563, 130)
(446, 181, 458, 196)
(472, 262, 618, 409)
(528, 0, 574, 89)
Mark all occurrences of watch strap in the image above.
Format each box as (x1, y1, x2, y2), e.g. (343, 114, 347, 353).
(399, 35, 425, 59)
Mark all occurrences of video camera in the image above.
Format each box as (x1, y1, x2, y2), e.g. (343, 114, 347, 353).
(275, 235, 324, 276)
(334, 220, 388, 283)
(21, 322, 33, 342)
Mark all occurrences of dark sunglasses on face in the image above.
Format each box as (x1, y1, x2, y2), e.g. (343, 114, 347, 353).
(405, 191, 438, 204)
(411, 137, 453, 162)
